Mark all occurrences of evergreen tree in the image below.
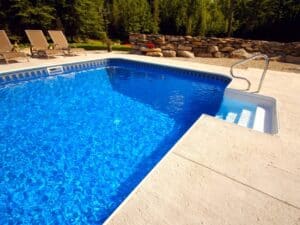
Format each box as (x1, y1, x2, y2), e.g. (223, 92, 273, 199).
(58, 0, 105, 41)
(149, 0, 160, 34)
(111, 0, 153, 38)
(0, 0, 299, 42)
(7, 0, 56, 36)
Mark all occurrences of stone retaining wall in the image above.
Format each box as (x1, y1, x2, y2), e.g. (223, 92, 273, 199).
(129, 33, 300, 64)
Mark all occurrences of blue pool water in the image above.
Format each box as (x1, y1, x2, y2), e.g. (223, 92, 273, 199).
(0, 61, 229, 224)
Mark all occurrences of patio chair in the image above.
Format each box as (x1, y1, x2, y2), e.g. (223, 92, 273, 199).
(25, 30, 63, 58)
(48, 30, 85, 56)
(0, 30, 29, 64)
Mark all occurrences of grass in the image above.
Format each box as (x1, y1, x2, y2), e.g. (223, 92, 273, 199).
(69, 40, 132, 51)
(17, 39, 132, 51)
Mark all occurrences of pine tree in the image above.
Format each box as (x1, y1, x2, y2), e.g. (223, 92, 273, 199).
(111, 0, 154, 38)
(7, 0, 56, 36)
(150, 0, 160, 34)
(58, 0, 105, 41)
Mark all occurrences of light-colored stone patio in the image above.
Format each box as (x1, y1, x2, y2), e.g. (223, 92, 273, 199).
(1, 52, 300, 225)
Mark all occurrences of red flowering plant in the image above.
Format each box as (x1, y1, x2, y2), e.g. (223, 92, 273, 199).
(145, 42, 155, 49)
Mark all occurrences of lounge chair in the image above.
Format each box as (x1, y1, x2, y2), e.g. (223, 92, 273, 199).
(0, 30, 28, 64)
(48, 30, 85, 56)
(25, 30, 63, 58)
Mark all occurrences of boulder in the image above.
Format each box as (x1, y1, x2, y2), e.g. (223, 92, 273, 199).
(208, 45, 219, 53)
(147, 48, 162, 52)
(139, 47, 148, 52)
(268, 41, 284, 51)
(220, 46, 235, 52)
(195, 52, 213, 57)
(270, 55, 284, 62)
(146, 52, 163, 57)
(168, 36, 180, 42)
(177, 45, 193, 51)
(230, 48, 252, 59)
(184, 36, 193, 41)
(161, 44, 176, 50)
(293, 44, 300, 56)
(191, 41, 202, 47)
(241, 44, 254, 52)
(213, 52, 223, 58)
(153, 36, 165, 45)
(140, 47, 162, 53)
(177, 50, 195, 58)
(162, 50, 176, 57)
(285, 55, 300, 64)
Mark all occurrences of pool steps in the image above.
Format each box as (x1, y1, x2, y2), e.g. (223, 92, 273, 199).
(221, 106, 266, 133)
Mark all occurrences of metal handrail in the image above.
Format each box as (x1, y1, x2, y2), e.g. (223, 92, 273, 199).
(230, 53, 270, 93)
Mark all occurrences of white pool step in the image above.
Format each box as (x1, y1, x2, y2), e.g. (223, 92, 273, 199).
(217, 106, 266, 133)
(253, 106, 266, 132)
(237, 109, 252, 127)
(225, 112, 237, 123)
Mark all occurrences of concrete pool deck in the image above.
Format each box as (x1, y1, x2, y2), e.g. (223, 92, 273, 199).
(1, 52, 300, 224)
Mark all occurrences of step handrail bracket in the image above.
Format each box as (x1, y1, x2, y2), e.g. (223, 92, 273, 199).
(230, 53, 270, 93)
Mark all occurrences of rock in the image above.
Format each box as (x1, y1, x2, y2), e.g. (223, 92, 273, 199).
(270, 55, 284, 62)
(230, 48, 252, 59)
(177, 45, 192, 51)
(168, 36, 180, 42)
(147, 48, 162, 52)
(184, 36, 193, 41)
(130, 34, 300, 61)
(162, 50, 176, 57)
(196, 53, 213, 57)
(293, 44, 300, 56)
(193, 46, 208, 57)
(220, 46, 235, 52)
(192, 37, 202, 41)
(191, 41, 202, 46)
(129, 33, 146, 42)
(208, 45, 219, 53)
(146, 52, 163, 57)
(140, 47, 148, 52)
(241, 44, 254, 52)
(285, 55, 300, 64)
(213, 52, 223, 58)
(153, 36, 165, 45)
(268, 41, 284, 51)
(177, 50, 195, 58)
(161, 44, 175, 50)
(140, 47, 162, 53)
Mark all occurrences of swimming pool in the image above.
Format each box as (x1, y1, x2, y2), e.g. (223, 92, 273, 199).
(0, 58, 277, 224)
(0, 59, 231, 224)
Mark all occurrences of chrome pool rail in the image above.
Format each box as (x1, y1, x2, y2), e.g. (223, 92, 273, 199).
(230, 53, 270, 93)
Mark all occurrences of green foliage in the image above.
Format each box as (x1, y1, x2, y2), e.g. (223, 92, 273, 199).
(0, 0, 299, 42)
(5, 0, 56, 36)
(58, 0, 105, 40)
(234, 0, 300, 41)
(70, 40, 132, 51)
(98, 32, 108, 41)
(110, 0, 154, 38)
